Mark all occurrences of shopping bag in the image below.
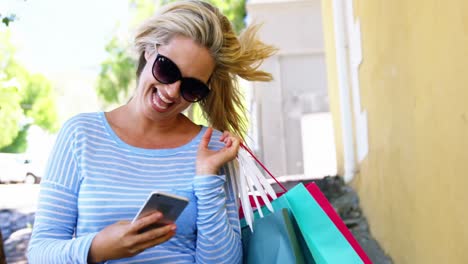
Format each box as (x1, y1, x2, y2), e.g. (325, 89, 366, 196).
(241, 208, 308, 264)
(237, 144, 371, 264)
(305, 183, 372, 264)
(273, 183, 364, 264)
(241, 185, 371, 263)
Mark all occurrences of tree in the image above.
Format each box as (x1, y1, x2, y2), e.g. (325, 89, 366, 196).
(1, 13, 16, 27)
(159, 0, 246, 32)
(207, 0, 246, 33)
(95, 37, 136, 105)
(1, 0, 22, 27)
(0, 30, 59, 152)
(0, 81, 23, 148)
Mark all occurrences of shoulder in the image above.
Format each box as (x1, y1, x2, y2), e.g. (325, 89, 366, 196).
(58, 112, 103, 139)
(63, 112, 101, 127)
(62, 112, 102, 128)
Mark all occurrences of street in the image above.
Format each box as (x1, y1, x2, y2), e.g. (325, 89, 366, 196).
(0, 184, 40, 212)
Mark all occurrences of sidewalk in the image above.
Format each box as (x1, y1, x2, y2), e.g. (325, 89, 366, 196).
(0, 209, 34, 263)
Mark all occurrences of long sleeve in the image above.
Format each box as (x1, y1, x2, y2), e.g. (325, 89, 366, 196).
(193, 161, 242, 264)
(28, 116, 243, 263)
(27, 118, 97, 263)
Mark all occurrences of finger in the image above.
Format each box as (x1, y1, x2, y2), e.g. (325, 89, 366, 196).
(220, 131, 230, 142)
(230, 137, 240, 152)
(224, 138, 232, 148)
(130, 212, 162, 233)
(136, 231, 175, 253)
(215, 138, 240, 164)
(135, 227, 176, 251)
(136, 223, 176, 243)
(141, 223, 175, 239)
(149, 229, 175, 244)
(199, 127, 213, 150)
(225, 137, 240, 157)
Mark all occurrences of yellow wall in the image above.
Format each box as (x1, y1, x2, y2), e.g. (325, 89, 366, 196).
(322, 0, 468, 263)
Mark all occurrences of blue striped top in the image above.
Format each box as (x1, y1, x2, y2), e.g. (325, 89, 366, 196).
(27, 112, 242, 263)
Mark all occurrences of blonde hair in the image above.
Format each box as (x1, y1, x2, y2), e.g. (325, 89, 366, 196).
(134, 0, 277, 138)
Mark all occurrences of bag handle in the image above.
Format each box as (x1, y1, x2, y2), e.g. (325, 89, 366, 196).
(240, 143, 288, 193)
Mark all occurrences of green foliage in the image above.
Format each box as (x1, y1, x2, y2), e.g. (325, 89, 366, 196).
(25, 76, 59, 132)
(129, 0, 156, 26)
(160, 0, 246, 33)
(95, 0, 156, 106)
(96, 37, 136, 105)
(209, 0, 246, 33)
(1, 14, 16, 27)
(0, 30, 59, 152)
(0, 84, 23, 148)
(0, 125, 29, 153)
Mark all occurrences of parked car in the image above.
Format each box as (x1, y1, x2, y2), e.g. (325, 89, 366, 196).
(0, 153, 42, 184)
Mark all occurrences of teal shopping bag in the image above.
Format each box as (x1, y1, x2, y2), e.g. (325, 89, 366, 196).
(271, 183, 363, 264)
(242, 183, 364, 264)
(241, 208, 308, 264)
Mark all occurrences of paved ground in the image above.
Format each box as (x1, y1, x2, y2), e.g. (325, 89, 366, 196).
(0, 184, 39, 264)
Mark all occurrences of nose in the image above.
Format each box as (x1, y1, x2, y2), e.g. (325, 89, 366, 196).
(165, 80, 182, 100)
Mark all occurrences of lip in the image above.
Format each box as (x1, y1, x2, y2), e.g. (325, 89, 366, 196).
(158, 90, 174, 104)
(150, 88, 171, 113)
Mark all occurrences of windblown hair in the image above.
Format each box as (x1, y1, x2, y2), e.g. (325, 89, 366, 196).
(134, 0, 277, 138)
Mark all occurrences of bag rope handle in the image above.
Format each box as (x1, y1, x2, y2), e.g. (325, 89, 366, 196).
(240, 142, 288, 193)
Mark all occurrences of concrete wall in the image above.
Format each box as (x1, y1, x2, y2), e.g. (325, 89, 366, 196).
(322, 0, 468, 263)
(247, 0, 334, 178)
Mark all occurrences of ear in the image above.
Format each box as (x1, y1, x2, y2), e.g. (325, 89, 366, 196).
(144, 48, 152, 62)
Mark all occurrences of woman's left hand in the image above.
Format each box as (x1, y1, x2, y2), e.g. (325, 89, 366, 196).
(196, 127, 241, 175)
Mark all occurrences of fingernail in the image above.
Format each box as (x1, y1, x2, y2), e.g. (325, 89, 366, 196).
(155, 212, 162, 218)
(171, 225, 176, 230)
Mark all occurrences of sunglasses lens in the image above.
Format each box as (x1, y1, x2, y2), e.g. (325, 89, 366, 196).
(152, 53, 209, 102)
(153, 55, 180, 84)
(181, 78, 210, 102)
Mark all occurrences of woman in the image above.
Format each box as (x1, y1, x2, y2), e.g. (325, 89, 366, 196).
(27, 1, 276, 263)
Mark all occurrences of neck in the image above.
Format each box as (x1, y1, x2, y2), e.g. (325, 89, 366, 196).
(122, 101, 189, 137)
(105, 103, 198, 149)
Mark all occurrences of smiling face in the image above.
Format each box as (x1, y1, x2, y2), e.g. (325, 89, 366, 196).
(133, 35, 215, 123)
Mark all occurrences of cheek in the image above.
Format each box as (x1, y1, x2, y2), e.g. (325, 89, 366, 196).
(138, 62, 155, 85)
(135, 79, 148, 96)
(136, 68, 156, 94)
(143, 60, 154, 77)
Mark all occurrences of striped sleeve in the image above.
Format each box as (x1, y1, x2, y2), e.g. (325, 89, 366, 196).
(27, 117, 97, 263)
(193, 161, 242, 264)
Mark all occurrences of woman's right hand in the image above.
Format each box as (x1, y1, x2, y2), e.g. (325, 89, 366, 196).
(87, 212, 176, 263)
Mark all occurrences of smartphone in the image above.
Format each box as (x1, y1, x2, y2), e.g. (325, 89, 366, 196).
(132, 191, 189, 233)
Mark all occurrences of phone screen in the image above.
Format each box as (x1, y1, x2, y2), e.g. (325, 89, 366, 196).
(132, 191, 189, 232)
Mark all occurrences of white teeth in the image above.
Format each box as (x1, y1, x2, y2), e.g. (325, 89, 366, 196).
(157, 90, 173, 104)
(152, 91, 167, 109)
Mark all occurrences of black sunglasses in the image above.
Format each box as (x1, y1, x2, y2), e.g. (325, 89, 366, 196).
(151, 49, 210, 103)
